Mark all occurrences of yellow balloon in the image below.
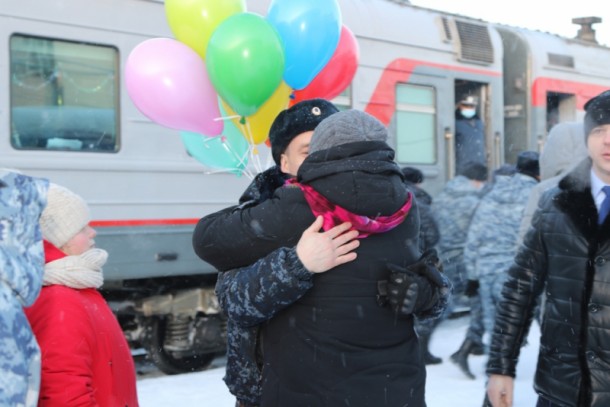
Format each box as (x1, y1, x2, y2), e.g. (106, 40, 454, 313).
(221, 82, 292, 145)
(165, 0, 246, 60)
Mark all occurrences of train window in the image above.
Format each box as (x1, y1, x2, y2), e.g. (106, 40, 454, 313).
(10, 34, 119, 152)
(395, 84, 436, 164)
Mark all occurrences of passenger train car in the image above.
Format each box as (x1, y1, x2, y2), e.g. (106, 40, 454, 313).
(2, 0, 609, 373)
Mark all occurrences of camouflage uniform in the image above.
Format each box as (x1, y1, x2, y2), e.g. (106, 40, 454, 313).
(0, 171, 48, 407)
(433, 175, 485, 298)
(215, 248, 313, 407)
(464, 172, 537, 335)
(432, 175, 487, 345)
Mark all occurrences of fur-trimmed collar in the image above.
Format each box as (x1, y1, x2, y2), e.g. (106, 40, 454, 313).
(554, 158, 610, 242)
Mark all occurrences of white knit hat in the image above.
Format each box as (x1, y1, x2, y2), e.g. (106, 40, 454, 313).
(40, 183, 91, 248)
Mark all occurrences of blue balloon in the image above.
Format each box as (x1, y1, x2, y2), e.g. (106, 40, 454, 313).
(267, 0, 341, 90)
(181, 118, 249, 175)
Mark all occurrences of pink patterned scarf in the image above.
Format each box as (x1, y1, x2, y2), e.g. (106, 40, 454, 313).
(287, 179, 412, 238)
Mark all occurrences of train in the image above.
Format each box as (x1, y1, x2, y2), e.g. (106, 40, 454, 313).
(2, 0, 609, 374)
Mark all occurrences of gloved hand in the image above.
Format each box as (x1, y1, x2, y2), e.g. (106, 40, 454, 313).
(386, 265, 439, 315)
(384, 249, 445, 315)
(464, 279, 480, 297)
(408, 249, 444, 287)
(239, 166, 287, 205)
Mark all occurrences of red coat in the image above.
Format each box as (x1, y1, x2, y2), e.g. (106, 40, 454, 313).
(25, 286, 139, 407)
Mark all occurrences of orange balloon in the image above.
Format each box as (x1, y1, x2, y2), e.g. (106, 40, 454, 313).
(221, 81, 292, 145)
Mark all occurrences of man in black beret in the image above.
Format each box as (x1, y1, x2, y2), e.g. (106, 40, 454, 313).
(487, 89, 610, 407)
(196, 99, 355, 407)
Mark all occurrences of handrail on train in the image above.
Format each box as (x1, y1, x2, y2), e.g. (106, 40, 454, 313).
(444, 127, 455, 180)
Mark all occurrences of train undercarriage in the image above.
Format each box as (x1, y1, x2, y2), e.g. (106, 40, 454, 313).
(104, 277, 226, 374)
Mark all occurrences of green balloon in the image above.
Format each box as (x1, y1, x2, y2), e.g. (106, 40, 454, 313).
(206, 13, 285, 117)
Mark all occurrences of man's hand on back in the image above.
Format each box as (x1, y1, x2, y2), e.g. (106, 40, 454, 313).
(296, 216, 359, 273)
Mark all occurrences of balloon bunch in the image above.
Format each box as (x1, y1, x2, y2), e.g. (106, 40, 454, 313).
(125, 0, 359, 177)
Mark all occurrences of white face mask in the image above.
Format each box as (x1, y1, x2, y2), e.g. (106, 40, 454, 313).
(461, 108, 476, 118)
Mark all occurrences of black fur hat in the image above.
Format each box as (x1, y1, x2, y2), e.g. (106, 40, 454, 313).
(269, 99, 339, 165)
(516, 150, 540, 179)
(584, 90, 610, 139)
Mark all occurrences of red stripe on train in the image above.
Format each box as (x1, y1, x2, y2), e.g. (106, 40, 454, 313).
(364, 58, 502, 125)
(531, 78, 609, 108)
(90, 219, 199, 227)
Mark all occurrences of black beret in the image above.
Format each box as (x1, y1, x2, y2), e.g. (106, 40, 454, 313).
(516, 150, 540, 179)
(584, 90, 610, 139)
(268, 98, 339, 165)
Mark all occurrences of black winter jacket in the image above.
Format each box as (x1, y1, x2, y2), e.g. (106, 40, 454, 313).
(487, 158, 610, 407)
(194, 141, 428, 407)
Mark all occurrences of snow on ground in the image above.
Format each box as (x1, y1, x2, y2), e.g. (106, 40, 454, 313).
(137, 315, 541, 406)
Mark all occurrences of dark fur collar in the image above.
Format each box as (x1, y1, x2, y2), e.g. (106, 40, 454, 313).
(554, 158, 610, 242)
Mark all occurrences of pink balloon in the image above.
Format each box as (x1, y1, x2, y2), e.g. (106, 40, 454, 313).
(125, 38, 223, 136)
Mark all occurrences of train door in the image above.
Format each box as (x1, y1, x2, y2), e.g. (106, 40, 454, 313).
(392, 74, 453, 196)
(546, 91, 577, 132)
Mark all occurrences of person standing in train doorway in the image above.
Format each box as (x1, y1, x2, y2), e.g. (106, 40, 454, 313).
(455, 95, 487, 176)
(486, 89, 610, 407)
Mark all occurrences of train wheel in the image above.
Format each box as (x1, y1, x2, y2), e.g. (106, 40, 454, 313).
(146, 318, 215, 375)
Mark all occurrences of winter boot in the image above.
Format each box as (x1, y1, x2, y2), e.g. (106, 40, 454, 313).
(420, 333, 442, 365)
(470, 341, 486, 356)
(450, 339, 476, 379)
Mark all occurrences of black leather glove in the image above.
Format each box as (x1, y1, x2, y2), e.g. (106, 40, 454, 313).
(408, 249, 444, 287)
(239, 166, 288, 205)
(384, 249, 445, 315)
(386, 266, 439, 315)
(464, 279, 480, 297)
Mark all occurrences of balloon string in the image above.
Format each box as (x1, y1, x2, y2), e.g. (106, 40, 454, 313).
(228, 141, 255, 179)
(242, 120, 265, 174)
(213, 115, 241, 121)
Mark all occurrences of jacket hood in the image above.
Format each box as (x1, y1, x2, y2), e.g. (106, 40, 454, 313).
(297, 140, 408, 217)
(540, 122, 588, 180)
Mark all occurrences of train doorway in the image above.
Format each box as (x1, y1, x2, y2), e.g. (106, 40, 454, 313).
(454, 80, 495, 177)
(546, 92, 577, 132)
